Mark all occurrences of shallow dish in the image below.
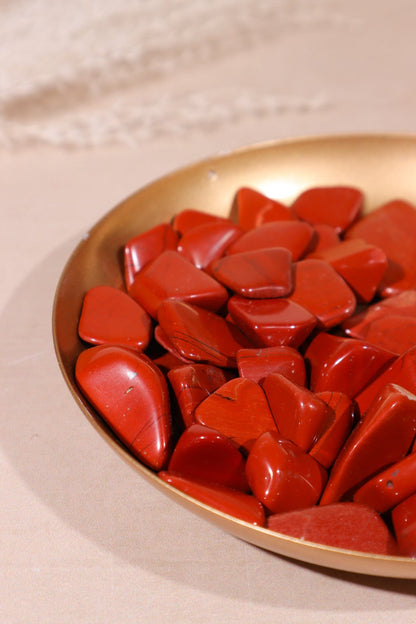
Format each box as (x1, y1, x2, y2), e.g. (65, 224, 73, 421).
(53, 134, 416, 578)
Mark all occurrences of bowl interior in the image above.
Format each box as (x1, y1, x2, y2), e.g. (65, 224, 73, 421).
(53, 134, 416, 578)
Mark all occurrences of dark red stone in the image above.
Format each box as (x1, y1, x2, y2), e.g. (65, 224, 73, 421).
(309, 239, 388, 303)
(344, 199, 416, 297)
(167, 364, 230, 427)
(236, 346, 306, 386)
(305, 332, 396, 398)
(246, 431, 327, 514)
(129, 250, 228, 318)
(194, 377, 277, 453)
(177, 220, 243, 270)
(227, 295, 317, 349)
(123, 223, 179, 290)
(233, 186, 295, 230)
(78, 285, 152, 352)
(391, 492, 416, 557)
(320, 383, 416, 505)
(226, 221, 315, 260)
(262, 373, 332, 452)
(267, 502, 398, 555)
(158, 300, 252, 368)
(75, 345, 172, 470)
(354, 452, 416, 514)
(291, 186, 363, 233)
(310, 391, 356, 469)
(287, 259, 356, 328)
(158, 471, 265, 525)
(211, 247, 293, 298)
(167, 424, 249, 492)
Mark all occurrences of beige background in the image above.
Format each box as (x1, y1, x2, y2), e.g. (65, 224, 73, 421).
(2, 1, 416, 622)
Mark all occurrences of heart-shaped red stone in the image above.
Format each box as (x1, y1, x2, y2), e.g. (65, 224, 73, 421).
(194, 377, 277, 453)
(211, 247, 293, 298)
(168, 424, 249, 492)
(75, 345, 172, 471)
(291, 185, 363, 233)
(158, 472, 265, 525)
(246, 431, 327, 514)
(261, 373, 332, 451)
(320, 383, 416, 505)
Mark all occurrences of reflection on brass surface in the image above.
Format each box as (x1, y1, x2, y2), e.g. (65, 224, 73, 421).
(53, 134, 416, 578)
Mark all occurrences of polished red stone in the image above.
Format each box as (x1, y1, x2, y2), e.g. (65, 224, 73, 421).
(305, 332, 396, 398)
(287, 259, 356, 328)
(246, 431, 327, 514)
(356, 315, 416, 356)
(309, 239, 388, 303)
(78, 285, 152, 352)
(355, 346, 416, 415)
(75, 345, 172, 470)
(177, 220, 243, 270)
(353, 452, 416, 514)
(308, 223, 340, 253)
(129, 250, 228, 318)
(391, 492, 416, 557)
(167, 364, 230, 427)
(262, 373, 332, 452)
(158, 471, 265, 525)
(267, 502, 398, 555)
(172, 208, 228, 235)
(233, 186, 295, 230)
(167, 424, 249, 492)
(309, 391, 356, 469)
(291, 185, 363, 233)
(342, 290, 416, 341)
(226, 221, 315, 260)
(211, 247, 293, 298)
(153, 325, 194, 364)
(320, 383, 416, 505)
(344, 199, 416, 297)
(194, 377, 277, 453)
(227, 295, 317, 349)
(123, 223, 179, 290)
(236, 346, 306, 386)
(158, 300, 252, 368)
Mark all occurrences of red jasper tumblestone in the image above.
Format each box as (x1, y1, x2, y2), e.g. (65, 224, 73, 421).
(75, 345, 172, 471)
(353, 452, 416, 514)
(129, 250, 228, 319)
(308, 223, 340, 253)
(167, 363, 231, 427)
(236, 345, 306, 386)
(391, 492, 416, 557)
(210, 247, 293, 298)
(124, 223, 179, 290)
(194, 377, 277, 453)
(261, 373, 332, 452)
(233, 186, 295, 230)
(78, 285, 152, 352)
(320, 383, 416, 505)
(305, 332, 396, 398)
(309, 239, 388, 303)
(291, 185, 363, 233)
(344, 199, 416, 297)
(226, 220, 315, 260)
(177, 220, 244, 270)
(167, 424, 249, 492)
(172, 208, 229, 235)
(158, 300, 253, 368)
(309, 391, 356, 469)
(363, 315, 416, 356)
(246, 431, 327, 514)
(158, 472, 265, 526)
(227, 295, 317, 349)
(267, 503, 398, 556)
(288, 259, 356, 328)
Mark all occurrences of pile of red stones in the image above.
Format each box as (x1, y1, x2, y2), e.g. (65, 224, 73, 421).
(75, 185, 416, 557)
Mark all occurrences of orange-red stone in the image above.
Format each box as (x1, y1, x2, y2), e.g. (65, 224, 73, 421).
(177, 220, 243, 270)
(226, 221, 315, 260)
(236, 346, 306, 386)
(291, 185, 363, 233)
(233, 186, 295, 230)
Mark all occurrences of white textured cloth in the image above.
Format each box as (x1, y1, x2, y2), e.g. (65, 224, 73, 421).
(0, 0, 350, 148)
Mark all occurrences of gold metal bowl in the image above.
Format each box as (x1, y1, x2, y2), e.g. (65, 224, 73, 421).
(53, 134, 416, 578)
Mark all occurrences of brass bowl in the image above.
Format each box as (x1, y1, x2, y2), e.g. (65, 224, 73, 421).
(53, 134, 416, 578)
